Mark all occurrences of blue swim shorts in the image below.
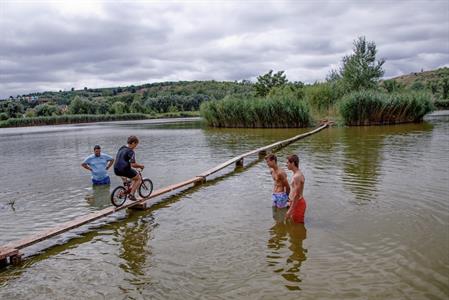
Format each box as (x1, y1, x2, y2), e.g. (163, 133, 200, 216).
(92, 176, 111, 185)
(272, 192, 289, 208)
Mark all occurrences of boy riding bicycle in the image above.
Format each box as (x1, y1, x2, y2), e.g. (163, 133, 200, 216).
(113, 135, 145, 201)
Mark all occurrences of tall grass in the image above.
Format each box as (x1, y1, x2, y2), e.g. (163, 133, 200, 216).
(200, 94, 311, 128)
(339, 90, 434, 126)
(303, 82, 344, 120)
(434, 99, 449, 109)
(305, 83, 338, 112)
(0, 114, 148, 128)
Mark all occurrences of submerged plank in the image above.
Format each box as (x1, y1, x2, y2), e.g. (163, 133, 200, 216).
(1, 176, 202, 254)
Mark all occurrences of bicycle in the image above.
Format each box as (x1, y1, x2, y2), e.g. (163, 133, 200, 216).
(110, 170, 153, 207)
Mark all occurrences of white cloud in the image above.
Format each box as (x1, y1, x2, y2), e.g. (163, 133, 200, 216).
(0, 0, 448, 97)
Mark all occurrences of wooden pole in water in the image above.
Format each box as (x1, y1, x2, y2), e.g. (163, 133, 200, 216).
(258, 150, 267, 158)
(235, 158, 244, 168)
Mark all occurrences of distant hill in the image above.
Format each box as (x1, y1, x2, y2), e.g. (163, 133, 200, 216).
(4, 67, 448, 104)
(4, 80, 254, 105)
(388, 67, 449, 88)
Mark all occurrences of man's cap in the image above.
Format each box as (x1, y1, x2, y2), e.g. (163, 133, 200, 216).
(94, 144, 101, 149)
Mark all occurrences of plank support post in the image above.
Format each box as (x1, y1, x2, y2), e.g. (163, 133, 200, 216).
(258, 150, 267, 158)
(129, 201, 148, 210)
(10, 253, 23, 266)
(194, 176, 206, 186)
(0, 258, 7, 268)
(235, 158, 244, 168)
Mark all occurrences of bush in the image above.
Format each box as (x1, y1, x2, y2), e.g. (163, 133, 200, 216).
(200, 91, 311, 128)
(24, 108, 36, 118)
(304, 83, 336, 112)
(0, 100, 24, 118)
(34, 104, 58, 116)
(110, 101, 128, 114)
(69, 96, 97, 114)
(339, 90, 434, 125)
(434, 99, 449, 109)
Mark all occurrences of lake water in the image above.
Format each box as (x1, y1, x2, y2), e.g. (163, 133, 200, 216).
(0, 114, 448, 299)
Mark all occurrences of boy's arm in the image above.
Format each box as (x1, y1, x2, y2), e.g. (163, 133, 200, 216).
(281, 173, 290, 195)
(289, 176, 301, 202)
(131, 162, 145, 170)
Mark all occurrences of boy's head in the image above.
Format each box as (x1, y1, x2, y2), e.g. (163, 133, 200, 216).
(287, 154, 299, 170)
(265, 153, 277, 168)
(127, 135, 139, 149)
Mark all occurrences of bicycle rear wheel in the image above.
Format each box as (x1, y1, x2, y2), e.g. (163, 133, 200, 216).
(111, 186, 127, 207)
(139, 178, 153, 198)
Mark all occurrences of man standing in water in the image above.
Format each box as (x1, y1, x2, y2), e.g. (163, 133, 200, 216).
(265, 154, 290, 209)
(81, 145, 114, 185)
(286, 154, 307, 223)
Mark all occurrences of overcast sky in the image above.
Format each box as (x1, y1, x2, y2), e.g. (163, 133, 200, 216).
(0, 0, 448, 98)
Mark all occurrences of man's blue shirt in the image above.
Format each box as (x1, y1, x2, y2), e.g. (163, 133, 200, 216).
(83, 153, 113, 180)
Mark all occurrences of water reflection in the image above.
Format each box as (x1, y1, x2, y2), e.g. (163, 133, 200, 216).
(341, 123, 434, 204)
(267, 207, 307, 291)
(341, 127, 383, 204)
(202, 127, 310, 157)
(117, 215, 153, 278)
(85, 185, 111, 209)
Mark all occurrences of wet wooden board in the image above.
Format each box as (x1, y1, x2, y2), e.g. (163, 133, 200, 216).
(0, 176, 202, 259)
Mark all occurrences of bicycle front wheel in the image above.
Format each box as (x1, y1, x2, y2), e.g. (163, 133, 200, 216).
(111, 186, 127, 207)
(139, 178, 153, 198)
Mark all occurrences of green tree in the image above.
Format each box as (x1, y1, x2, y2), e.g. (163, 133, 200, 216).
(95, 100, 110, 114)
(440, 76, 449, 99)
(339, 36, 385, 91)
(427, 81, 438, 95)
(34, 104, 58, 116)
(0, 100, 24, 118)
(168, 105, 179, 113)
(410, 81, 425, 91)
(24, 108, 36, 118)
(130, 97, 145, 113)
(110, 101, 127, 114)
(69, 96, 96, 114)
(254, 70, 288, 97)
(383, 79, 404, 93)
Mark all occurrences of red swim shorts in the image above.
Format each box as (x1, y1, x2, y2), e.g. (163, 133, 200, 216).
(290, 196, 307, 223)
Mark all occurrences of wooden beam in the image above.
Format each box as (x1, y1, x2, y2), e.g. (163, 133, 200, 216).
(0, 176, 202, 256)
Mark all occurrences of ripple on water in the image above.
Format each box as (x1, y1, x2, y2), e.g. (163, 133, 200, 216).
(1, 119, 448, 299)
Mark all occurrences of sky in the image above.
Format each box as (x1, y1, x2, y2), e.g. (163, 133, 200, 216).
(0, 0, 448, 98)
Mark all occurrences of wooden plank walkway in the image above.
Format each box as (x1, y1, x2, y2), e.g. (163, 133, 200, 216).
(0, 123, 329, 266)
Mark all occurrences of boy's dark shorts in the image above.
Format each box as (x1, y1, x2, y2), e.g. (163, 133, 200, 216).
(114, 168, 137, 179)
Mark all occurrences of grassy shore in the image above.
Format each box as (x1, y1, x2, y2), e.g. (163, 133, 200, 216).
(339, 90, 433, 126)
(0, 111, 200, 128)
(200, 85, 435, 128)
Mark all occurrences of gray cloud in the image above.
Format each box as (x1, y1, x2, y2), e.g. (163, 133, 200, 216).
(0, 0, 448, 98)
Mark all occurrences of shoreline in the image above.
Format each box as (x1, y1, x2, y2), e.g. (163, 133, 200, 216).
(0, 112, 200, 129)
(0, 110, 447, 130)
